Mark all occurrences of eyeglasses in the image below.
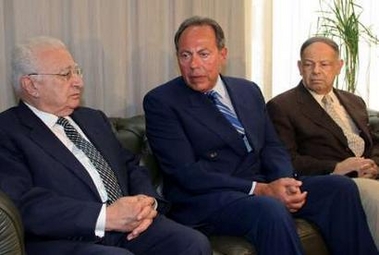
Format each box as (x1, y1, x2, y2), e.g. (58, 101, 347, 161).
(27, 66, 83, 81)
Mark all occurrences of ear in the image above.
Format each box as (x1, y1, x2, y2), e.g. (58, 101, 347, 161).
(297, 60, 303, 75)
(219, 47, 228, 72)
(220, 47, 228, 61)
(21, 76, 39, 98)
(336, 59, 344, 75)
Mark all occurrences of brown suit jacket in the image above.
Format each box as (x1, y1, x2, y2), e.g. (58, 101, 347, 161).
(266, 81, 379, 176)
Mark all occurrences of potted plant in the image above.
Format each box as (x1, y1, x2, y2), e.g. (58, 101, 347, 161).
(316, 0, 379, 93)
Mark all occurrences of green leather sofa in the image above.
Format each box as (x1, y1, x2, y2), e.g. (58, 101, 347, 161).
(0, 109, 378, 255)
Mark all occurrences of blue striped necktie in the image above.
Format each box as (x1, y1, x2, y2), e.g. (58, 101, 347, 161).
(207, 90, 245, 135)
(57, 117, 122, 205)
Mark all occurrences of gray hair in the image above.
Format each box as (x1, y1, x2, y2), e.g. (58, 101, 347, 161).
(300, 36, 340, 58)
(174, 16, 225, 52)
(11, 36, 67, 94)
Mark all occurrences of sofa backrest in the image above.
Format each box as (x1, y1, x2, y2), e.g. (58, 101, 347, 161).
(108, 116, 162, 189)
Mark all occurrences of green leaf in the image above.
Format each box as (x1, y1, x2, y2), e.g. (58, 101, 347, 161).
(316, 0, 379, 93)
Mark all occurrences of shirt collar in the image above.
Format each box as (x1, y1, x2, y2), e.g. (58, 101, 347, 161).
(24, 102, 61, 129)
(209, 75, 227, 97)
(303, 84, 337, 106)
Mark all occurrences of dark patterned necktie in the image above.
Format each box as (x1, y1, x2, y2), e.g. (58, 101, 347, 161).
(57, 117, 122, 204)
(207, 90, 245, 135)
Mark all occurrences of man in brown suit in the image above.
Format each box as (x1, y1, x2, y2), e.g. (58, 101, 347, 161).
(266, 36, 379, 248)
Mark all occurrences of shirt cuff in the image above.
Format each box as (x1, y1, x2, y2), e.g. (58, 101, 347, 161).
(249, 181, 256, 195)
(95, 203, 106, 237)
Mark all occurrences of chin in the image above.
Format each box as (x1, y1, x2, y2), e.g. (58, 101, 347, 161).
(310, 86, 327, 95)
(187, 82, 212, 93)
(70, 98, 81, 106)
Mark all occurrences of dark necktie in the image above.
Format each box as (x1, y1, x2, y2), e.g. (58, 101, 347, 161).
(207, 90, 245, 135)
(57, 117, 122, 205)
(322, 95, 364, 156)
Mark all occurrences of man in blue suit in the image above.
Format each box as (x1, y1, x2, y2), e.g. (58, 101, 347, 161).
(0, 36, 211, 255)
(143, 16, 378, 255)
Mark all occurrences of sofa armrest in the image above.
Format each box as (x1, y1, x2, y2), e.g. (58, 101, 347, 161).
(0, 191, 25, 255)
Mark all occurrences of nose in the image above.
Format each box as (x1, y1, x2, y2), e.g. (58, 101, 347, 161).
(72, 74, 84, 88)
(312, 63, 321, 74)
(189, 54, 201, 69)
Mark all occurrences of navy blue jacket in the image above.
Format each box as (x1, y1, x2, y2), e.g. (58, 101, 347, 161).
(0, 102, 166, 250)
(144, 75, 294, 226)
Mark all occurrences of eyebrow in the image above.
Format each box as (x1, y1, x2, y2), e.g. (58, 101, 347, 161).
(58, 63, 79, 72)
(302, 59, 333, 63)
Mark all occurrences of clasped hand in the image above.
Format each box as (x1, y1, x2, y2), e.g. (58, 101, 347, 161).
(334, 157, 378, 179)
(255, 178, 307, 213)
(105, 194, 157, 240)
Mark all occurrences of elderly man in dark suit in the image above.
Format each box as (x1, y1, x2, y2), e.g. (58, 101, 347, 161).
(0, 36, 211, 255)
(267, 36, 379, 248)
(144, 16, 378, 255)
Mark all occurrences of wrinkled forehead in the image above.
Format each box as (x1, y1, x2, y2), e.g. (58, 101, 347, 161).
(301, 42, 340, 60)
(33, 47, 76, 72)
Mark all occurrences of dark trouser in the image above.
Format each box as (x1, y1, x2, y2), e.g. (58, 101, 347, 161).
(26, 215, 212, 255)
(295, 175, 378, 255)
(200, 195, 304, 255)
(200, 175, 378, 255)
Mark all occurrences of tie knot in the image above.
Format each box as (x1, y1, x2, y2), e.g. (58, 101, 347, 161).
(206, 90, 220, 102)
(57, 117, 70, 127)
(322, 94, 333, 105)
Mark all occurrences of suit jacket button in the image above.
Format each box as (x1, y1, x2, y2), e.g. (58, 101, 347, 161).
(209, 152, 218, 159)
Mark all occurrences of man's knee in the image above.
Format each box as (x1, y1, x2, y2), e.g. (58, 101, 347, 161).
(26, 241, 134, 255)
(255, 196, 290, 215)
(353, 178, 379, 200)
(154, 216, 212, 254)
(180, 228, 212, 254)
(304, 175, 358, 196)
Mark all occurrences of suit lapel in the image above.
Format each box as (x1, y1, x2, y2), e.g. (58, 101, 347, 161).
(226, 81, 260, 151)
(185, 88, 247, 156)
(296, 84, 348, 145)
(335, 90, 372, 146)
(70, 112, 117, 169)
(16, 103, 102, 199)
